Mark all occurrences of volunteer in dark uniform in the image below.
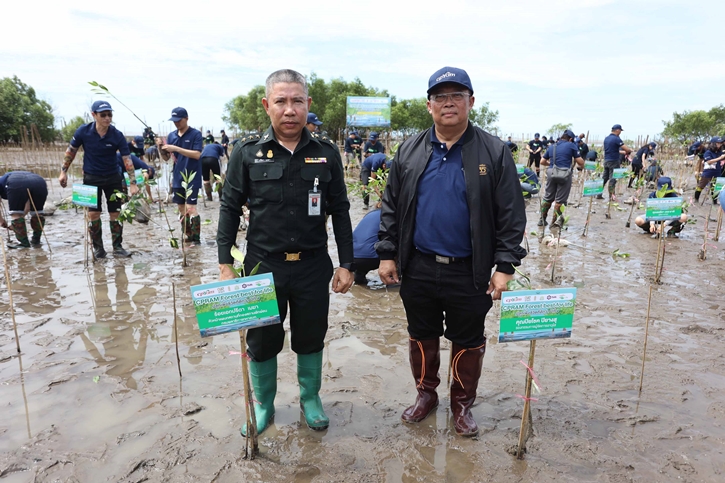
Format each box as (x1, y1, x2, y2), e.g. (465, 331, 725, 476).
(344, 130, 362, 169)
(157, 107, 203, 245)
(143, 126, 156, 147)
(204, 130, 215, 145)
(538, 130, 584, 227)
(599, 124, 631, 199)
(377, 66, 526, 437)
(577, 137, 589, 160)
(59, 100, 138, 258)
(128, 136, 145, 159)
(629, 142, 656, 188)
(0, 171, 48, 248)
(525, 133, 544, 176)
(360, 152, 387, 210)
(506, 136, 519, 154)
(220, 129, 230, 158)
(353, 208, 382, 286)
(362, 132, 385, 158)
(696, 137, 725, 202)
(116, 153, 156, 200)
(306, 112, 323, 133)
(217, 69, 354, 436)
(200, 142, 225, 201)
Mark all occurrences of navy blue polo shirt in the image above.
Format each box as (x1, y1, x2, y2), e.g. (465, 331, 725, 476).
(543, 140, 580, 168)
(603, 133, 624, 161)
(363, 140, 385, 155)
(0, 173, 9, 199)
(362, 153, 387, 172)
(413, 129, 471, 258)
(70, 122, 130, 176)
(201, 143, 225, 159)
(703, 149, 722, 176)
(633, 146, 650, 166)
(116, 153, 155, 179)
(353, 209, 381, 259)
(167, 127, 203, 189)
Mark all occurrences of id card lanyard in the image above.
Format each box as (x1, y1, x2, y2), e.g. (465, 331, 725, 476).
(308, 176, 321, 216)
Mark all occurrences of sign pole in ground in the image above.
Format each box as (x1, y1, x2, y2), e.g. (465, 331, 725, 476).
(715, 209, 723, 242)
(0, 240, 21, 353)
(239, 330, 259, 459)
(583, 196, 594, 237)
(516, 339, 536, 459)
(172, 282, 182, 378)
(639, 284, 654, 393)
(582, 179, 603, 237)
(698, 203, 713, 261)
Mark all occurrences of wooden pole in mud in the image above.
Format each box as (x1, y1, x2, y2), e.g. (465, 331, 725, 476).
(582, 196, 594, 237)
(0, 241, 21, 353)
(625, 185, 644, 228)
(654, 224, 666, 283)
(714, 208, 723, 242)
(239, 330, 259, 459)
(516, 340, 536, 459)
(172, 283, 182, 378)
(698, 204, 713, 261)
(638, 284, 654, 393)
(26, 189, 51, 253)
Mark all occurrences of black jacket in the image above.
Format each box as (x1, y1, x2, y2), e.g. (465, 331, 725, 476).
(376, 123, 527, 289)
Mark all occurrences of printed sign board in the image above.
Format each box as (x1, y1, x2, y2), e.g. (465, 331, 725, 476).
(499, 288, 576, 343)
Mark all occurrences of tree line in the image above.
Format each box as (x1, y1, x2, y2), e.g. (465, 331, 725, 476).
(662, 105, 725, 143)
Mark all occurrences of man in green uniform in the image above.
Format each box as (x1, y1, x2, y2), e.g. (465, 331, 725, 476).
(217, 69, 355, 436)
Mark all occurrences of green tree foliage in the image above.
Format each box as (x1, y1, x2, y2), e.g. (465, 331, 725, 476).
(0, 76, 55, 143)
(662, 107, 724, 142)
(60, 116, 86, 142)
(391, 97, 431, 136)
(468, 102, 499, 132)
(222, 85, 268, 133)
(546, 123, 573, 139)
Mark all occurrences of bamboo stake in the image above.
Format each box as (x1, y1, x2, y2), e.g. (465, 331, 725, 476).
(1, 240, 21, 352)
(699, 204, 713, 261)
(655, 224, 666, 283)
(714, 208, 723, 242)
(550, 222, 563, 283)
(583, 196, 594, 237)
(17, 352, 32, 438)
(625, 184, 645, 228)
(172, 283, 182, 378)
(638, 284, 654, 393)
(516, 340, 536, 459)
(240, 330, 259, 459)
(26, 189, 51, 253)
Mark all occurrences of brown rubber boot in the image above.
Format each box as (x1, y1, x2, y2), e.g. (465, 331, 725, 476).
(401, 338, 440, 423)
(450, 341, 486, 437)
(204, 183, 213, 201)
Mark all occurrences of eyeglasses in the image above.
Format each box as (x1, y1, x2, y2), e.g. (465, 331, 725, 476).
(95, 112, 113, 118)
(429, 92, 470, 104)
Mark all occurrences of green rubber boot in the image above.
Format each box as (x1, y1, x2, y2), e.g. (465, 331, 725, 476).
(10, 218, 30, 248)
(241, 356, 277, 437)
(297, 351, 329, 430)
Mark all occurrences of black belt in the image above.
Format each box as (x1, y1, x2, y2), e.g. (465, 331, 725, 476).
(415, 249, 470, 264)
(248, 245, 326, 262)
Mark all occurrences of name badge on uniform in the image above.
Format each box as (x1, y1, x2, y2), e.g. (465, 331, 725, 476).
(308, 176, 321, 216)
(305, 158, 327, 164)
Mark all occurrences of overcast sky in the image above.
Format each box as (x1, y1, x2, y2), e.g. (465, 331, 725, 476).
(1, 0, 718, 141)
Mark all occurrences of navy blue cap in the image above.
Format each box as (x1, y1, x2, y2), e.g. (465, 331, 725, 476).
(169, 107, 188, 121)
(711, 136, 723, 144)
(427, 66, 474, 95)
(657, 176, 672, 190)
(649, 142, 657, 148)
(91, 100, 113, 112)
(534, 133, 540, 138)
(692, 141, 702, 148)
(369, 132, 379, 140)
(307, 113, 323, 126)
(134, 135, 144, 144)
(562, 129, 576, 140)
(576, 137, 584, 143)
(350, 130, 358, 135)
(611, 124, 623, 131)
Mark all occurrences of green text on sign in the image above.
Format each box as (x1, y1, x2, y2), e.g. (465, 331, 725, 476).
(584, 161, 597, 171)
(499, 288, 576, 343)
(645, 197, 683, 222)
(72, 184, 99, 208)
(583, 180, 604, 197)
(612, 168, 628, 179)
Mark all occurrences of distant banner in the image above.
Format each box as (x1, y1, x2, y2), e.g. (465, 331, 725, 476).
(346, 96, 391, 127)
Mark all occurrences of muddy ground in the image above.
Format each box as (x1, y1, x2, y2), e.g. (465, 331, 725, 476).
(1, 165, 725, 483)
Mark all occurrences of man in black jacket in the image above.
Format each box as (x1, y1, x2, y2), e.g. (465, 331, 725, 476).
(376, 66, 527, 437)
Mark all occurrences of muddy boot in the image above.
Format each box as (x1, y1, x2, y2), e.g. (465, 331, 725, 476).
(204, 183, 213, 202)
(89, 219, 106, 259)
(29, 214, 45, 246)
(189, 215, 201, 245)
(538, 201, 551, 227)
(241, 357, 277, 437)
(110, 220, 131, 257)
(401, 338, 440, 423)
(297, 351, 329, 430)
(667, 221, 684, 236)
(694, 189, 701, 202)
(450, 341, 486, 437)
(9, 218, 30, 248)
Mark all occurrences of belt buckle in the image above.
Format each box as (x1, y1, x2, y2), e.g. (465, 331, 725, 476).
(435, 255, 450, 264)
(285, 252, 301, 262)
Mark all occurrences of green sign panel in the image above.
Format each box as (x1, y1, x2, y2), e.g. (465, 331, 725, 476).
(72, 184, 98, 208)
(584, 161, 597, 171)
(499, 288, 576, 343)
(714, 177, 725, 194)
(346, 96, 391, 127)
(583, 179, 604, 197)
(645, 197, 683, 222)
(515, 164, 525, 175)
(191, 273, 281, 337)
(123, 169, 145, 187)
(612, 168, 628, 179)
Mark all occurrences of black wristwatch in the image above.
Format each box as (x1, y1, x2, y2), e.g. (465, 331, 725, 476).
(339, 262, 356, 272)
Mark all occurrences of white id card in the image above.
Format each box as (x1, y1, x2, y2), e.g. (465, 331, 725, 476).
(308, 191, 321, 216)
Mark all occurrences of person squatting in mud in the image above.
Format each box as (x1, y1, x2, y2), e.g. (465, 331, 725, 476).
(695, 136, 724, 204)
(538, 129, 585, 228)
(0, 171, 48, 248)
(157, 107, 204, 245)
(377, 66, 527, 437)
(58, 100, 138, 258)
(629, 142, 657, 188)
(217, 69, 354, 436)
(634, 176, 688, 236)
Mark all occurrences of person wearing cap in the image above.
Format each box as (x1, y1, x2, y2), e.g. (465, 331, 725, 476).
(220, 129, 230, 159)
(377, 66, 526, 437)
(344, 130, 362, 170)
(0, 171, 48, 248)
(634, 177, 688, 236)
(577, 137, 589, 160)
(306, 112, 323, 133)
(362, 132, 385, 159)
(128, 135, 146, 159)
(59, 100, 138, 258)
(157, 107, 204, 245)
(538, 130, 585, 228)
(200, 141, 225, 201)
(204, 130, 215, 145)
(599, 124, 632, 200)
(525, 133, 544, 176)
(695, 137, 725, 203)
(143, 126, 156, 147)
(629, 142, 657, 188)
(360, 152, 387, 209)
(505, 136, 519, 155)
(217, 69, 354, 437)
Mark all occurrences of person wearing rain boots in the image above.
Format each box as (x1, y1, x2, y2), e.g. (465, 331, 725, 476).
(0, 171, 48, 248)
(200, 141, 225, 202)
(58, 101, 138, 258)
(217, 69, 354, 437)
(538, 130, 585, 228)
(157, 107, 203, 246)
(376, 67, 527, 436)
(695, 137, 724, 204)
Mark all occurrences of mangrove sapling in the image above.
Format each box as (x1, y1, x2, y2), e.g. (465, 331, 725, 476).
(88, 81, 154, 132)
(110, 188, 180, 251)
(625, 176, 647, 228)
(172, 282, 182, 378)
(0, 240, 21, 353)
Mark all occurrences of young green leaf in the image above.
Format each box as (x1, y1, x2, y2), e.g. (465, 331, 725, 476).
(230, 245, 245, 263)
(249, 261, 263, 276)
